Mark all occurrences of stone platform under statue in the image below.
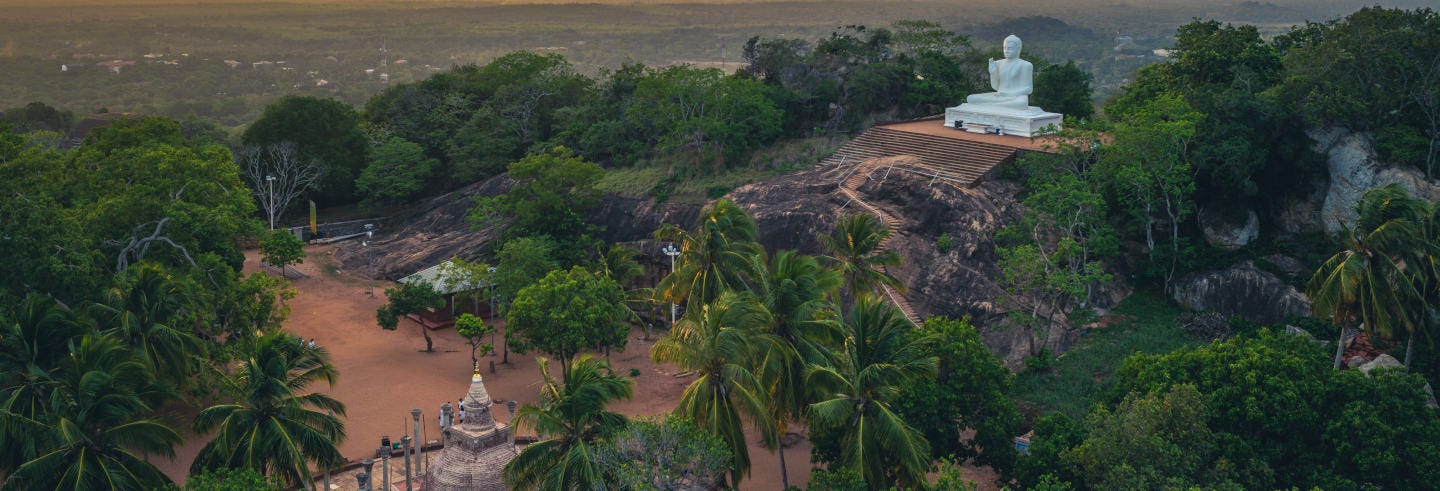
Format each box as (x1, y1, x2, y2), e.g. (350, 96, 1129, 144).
(944, 104, 1063, 138)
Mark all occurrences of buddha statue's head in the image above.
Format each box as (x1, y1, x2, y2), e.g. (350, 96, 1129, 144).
(1003, 35, 1022, 60)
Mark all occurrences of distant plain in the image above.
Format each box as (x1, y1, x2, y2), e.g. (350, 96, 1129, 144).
(0, 0, 1423, 128)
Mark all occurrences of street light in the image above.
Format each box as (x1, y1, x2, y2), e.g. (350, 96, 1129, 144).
(364, 224, 375, 297)
(265, 175, 276, 231)
(662, 243, 680, 326)
(487, 266, 498, 349)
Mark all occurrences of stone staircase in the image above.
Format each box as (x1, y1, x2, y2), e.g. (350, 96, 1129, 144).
(836, 159, 921, 325)
(821, 123, 1025, 326)
(820, 125, 1019, 187)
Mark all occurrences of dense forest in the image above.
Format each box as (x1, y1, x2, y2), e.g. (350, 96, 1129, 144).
(3, 5, 1440, 490)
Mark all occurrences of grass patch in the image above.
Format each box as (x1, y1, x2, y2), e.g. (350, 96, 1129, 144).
(596, 136, 839, 203)
(595, 166, 669, 197)
(1009, 291, 1200, 420)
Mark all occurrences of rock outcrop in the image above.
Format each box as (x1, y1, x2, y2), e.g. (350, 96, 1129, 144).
(334, 174, 513, 281)
(1199, 208, 1258, 250)
(1311, 127, 1440, 233)
(1172, 260, 1311, 325)
(333, 156, 1045, 364)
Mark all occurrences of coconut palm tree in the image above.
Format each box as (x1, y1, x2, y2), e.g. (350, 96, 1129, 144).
(808, 297, 936, 487)
(89, 264, 205, 384)
(191, 331, 346, 488)
(752, 250, 842, 488)
(1309, 184, 1428, 369)
(0, 294, 86, 473)
(820, 214, 903, 306)
(504, 355, 633, 490)
(3, 334, 182, 490)
(651, 291, 780, 485)
(655, 199, 762, 317)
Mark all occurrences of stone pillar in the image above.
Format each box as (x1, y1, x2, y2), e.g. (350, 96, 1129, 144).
(376, 445, 390, 491)
(356, 472, 370, 491)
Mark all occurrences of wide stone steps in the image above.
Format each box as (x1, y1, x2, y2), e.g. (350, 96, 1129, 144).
(821, 127, 1019, 186)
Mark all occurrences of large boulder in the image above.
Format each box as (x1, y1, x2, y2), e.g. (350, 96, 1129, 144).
(1199, 208, 1259, 250)
(1172, 260, 1311, 325)
(1312, 127, 1440, 233)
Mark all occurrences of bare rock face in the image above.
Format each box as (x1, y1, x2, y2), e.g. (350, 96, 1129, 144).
(1172, 260, 1311, 325)
(730, 165, 1041, 363)
(339, 159, 1039, 364)
(333, 175, 513, 280)
(727, 171, 844, 255)
(1312, 127, 1440, 233)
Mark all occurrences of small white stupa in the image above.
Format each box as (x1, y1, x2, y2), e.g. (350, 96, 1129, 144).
(422, 367, 517, 490)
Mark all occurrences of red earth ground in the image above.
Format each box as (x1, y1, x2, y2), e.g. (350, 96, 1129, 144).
(151, 244, 829, 490)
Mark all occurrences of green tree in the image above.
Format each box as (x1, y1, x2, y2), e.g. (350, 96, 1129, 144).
(504, 355, 632, 491)
(655, 199, 763, 315)
(996, 132, 1115, 355)
(493, 237, 559, 309)
(260, 230, 305, 279)
(243, 96, 368, 204)
(1009, 413, 1086, 489)
(1032, 60, 1094, 121)
(356, 136, 438, 204)
(997, 242, 1110, 357)
(214, 272, 295, 338)
(89, 264, 206, 387)
(820, 214, 903, 306)
(752, 250, 842, 488)
(0, 294, 87, 473)
(1099, 94, 1200, 287)
(181, 468, 279, 491)
(191, 331, 346, 488)
(469, 147, 604, 261)
(455, 313, 495, 369)
(807, 297, 936, 488)
(651, 291, 779, 485)
(895, 316, 1021, 473)
(1113, 19, 1315, 214)
(1308, 184, 1427, 369)
(594, 414, 731, 491)
(1278, 8, 1440, 140)
(376, 281, 445, 352)
(1111, 328, 1440, 489)
(507, 266, 629, 380)
(3, 334, 182, 490)
(2, 101, 74, 133)
(1064, 385, 1226, 490)
(629, 66, 784, 166)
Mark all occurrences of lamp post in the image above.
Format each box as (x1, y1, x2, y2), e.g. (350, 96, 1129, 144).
(410, 408, 423, 479)
(364, 224, 375, 297)
(265, 175, 276, 231)
(662, 243, 680, 326)
(487, 266, 497, 350)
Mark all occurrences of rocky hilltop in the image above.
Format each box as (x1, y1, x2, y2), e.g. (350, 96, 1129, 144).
(332, 157, 1054, 364)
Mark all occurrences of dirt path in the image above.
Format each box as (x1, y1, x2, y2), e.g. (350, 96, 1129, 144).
(153, 243, 815, 490)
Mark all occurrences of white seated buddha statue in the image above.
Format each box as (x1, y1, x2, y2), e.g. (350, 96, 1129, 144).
(965, 34, 1033, 111)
